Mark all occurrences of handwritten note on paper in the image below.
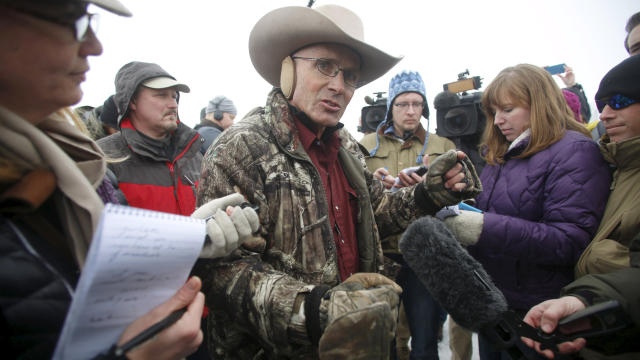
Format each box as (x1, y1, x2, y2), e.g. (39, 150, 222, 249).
(53, 204, 206, 360)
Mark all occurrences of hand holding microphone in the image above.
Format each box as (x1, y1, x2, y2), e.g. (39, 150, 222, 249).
(399, 216, 631, 358)
(399, 216, 507, 331)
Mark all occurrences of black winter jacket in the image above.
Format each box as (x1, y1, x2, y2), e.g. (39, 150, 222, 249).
(0, 207, 78, 358)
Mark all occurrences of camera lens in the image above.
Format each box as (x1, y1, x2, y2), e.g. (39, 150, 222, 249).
(444, 108, 470, 135)
(364, 107, 386, 130)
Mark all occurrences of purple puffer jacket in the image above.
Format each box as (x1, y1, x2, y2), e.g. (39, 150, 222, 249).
(468, 130, 611, 310)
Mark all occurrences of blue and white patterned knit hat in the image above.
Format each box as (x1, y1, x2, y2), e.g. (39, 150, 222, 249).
(370, 70, 431, 163)
(385, 70, 429, 123)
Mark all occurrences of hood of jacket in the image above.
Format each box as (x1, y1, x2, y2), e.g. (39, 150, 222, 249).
(114, 62, 180, 124)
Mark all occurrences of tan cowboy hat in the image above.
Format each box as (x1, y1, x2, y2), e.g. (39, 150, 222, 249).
(249, 4, 402, 88)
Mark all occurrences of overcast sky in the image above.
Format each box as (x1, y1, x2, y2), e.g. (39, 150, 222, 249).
(81, 0, 638, 137)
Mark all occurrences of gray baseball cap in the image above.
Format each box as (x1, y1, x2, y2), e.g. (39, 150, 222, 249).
(114, 61, 190, 123)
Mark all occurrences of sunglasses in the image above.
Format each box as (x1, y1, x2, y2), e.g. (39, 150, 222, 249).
(72, 13, 99, 41)
(12, 7, 99, 41)
(595, 94, 638, 113)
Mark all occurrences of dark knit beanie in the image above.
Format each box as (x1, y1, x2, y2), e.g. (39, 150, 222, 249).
(99, 95, 118, 129)
(595, 55, 640, 101)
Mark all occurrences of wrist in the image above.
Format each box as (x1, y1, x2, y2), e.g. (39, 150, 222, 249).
(414, 183, 442, 214)
(288, 293, 310, 345)
(303, 285, 331, 346)
(565, 290, 595, 306)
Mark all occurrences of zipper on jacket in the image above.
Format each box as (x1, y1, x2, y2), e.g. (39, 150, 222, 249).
(167, 161, 180, 213)
(184, 174, 197, 199)
(167, 133, 200, 214)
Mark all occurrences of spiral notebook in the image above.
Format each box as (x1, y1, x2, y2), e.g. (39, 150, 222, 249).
(53, 204, 206, 360)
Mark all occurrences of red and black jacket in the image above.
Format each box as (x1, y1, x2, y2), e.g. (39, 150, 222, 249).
(97, 119, 203, 215)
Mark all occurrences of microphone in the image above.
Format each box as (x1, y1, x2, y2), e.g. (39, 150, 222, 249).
(364, 95, 375, 105)
(398, 216, 507, 331)
(433, 91, 460, 110)
(398, 216, 632, 357)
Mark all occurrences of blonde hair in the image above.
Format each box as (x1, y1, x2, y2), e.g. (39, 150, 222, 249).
(481, 64, 590, 165)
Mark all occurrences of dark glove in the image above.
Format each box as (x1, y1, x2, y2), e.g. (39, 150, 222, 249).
(423, 150, 482, 208)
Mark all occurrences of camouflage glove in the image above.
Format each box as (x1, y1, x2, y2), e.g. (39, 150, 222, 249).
(304, 277, 401, 360)
(192, 193, 260, 258)
(341, 272, 402, 293)
(423, 149, 482, 208)
(442, 210, 484, 247)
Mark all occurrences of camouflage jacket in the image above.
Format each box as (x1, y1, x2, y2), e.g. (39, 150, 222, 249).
(194, 89, 440, 359)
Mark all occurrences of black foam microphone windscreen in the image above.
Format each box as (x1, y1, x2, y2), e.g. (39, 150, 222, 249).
(433, 91, 460, 110)
(399, 216, 507, 331)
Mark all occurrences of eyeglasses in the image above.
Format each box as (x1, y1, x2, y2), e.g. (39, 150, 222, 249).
(394, 102, 424, 110)
(292, 56, 360, 88)
(72, 13, 99, 41)
(595, 94, 638, 112)
(12, 7, 99, 41)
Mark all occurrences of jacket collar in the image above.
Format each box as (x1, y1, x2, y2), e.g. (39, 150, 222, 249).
(378, 121, 427, 148)
(119, 117, 199, 161)
(599, 135, 640, 170)
(195, 119, 224, 132)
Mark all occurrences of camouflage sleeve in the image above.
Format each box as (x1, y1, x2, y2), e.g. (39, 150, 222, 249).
(193, 255, 313, 352)
(366, 170, 439, 239)
(195, 120, 312, 350)
(339, 129, 440, 239)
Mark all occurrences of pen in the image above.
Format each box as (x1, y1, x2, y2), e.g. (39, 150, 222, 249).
(459, 202, 483, 213)
(381, 166, 388, 180)
(114, 308, 187, 356)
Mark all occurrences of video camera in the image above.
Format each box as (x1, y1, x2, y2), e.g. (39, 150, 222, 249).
(435, 70, 485, 138)
(435, 70, 487, 173)
(358, 92, 387, 134)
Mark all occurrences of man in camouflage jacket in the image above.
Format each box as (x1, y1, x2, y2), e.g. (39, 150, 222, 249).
(194, 5, 481, 359)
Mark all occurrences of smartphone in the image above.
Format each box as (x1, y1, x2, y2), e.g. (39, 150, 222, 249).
(544, 63, 566, 75)
(414, 166, 428, 176)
